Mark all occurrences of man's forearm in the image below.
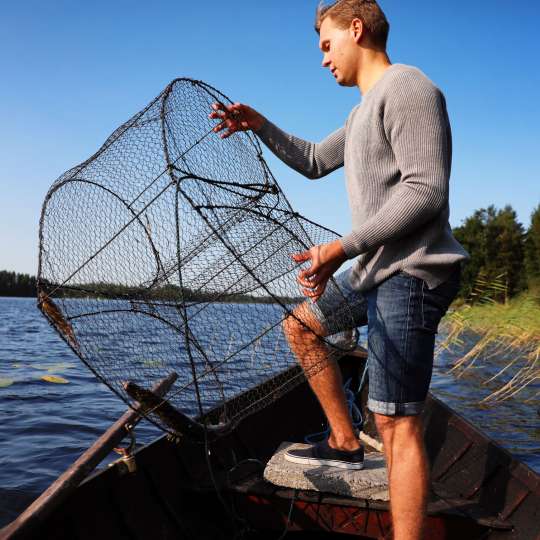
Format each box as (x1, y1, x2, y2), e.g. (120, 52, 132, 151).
(255, 119, 345, 179)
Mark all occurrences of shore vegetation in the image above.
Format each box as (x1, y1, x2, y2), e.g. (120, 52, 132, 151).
(438, 203, 540, 403)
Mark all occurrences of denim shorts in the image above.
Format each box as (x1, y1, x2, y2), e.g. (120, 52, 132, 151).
(310, 264, 462, 416)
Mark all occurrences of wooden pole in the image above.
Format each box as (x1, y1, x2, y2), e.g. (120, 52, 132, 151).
(0, 372, 178, 540)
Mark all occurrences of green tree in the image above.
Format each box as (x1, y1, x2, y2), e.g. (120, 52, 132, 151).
(0, 270, 37, 297)
(453, 208, 489, 299)
(453, 204, 526, 302)
(487, 205, 526, 298)
(524, 203, 540, 292)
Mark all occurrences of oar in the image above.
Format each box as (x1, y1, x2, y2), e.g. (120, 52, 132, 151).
(0, 372, 178, 540)
(124, 380, 232, 443)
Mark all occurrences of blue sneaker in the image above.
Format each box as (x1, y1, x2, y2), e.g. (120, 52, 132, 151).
(284, 439, 364, 470)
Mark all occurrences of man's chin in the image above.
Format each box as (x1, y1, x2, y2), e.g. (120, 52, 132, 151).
(336, 78, 353, 87)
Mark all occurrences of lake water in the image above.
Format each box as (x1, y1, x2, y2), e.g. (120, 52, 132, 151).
(0, 296, 538, 527)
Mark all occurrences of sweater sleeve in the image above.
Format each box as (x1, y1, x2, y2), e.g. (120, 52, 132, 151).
(254, 119, 345, 179)
(339, 73, 451, 258)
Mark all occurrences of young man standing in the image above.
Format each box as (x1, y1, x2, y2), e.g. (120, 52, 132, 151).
(210, 1, 469, 538)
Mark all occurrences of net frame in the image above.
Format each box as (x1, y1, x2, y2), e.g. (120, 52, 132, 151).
(37, 78, 361, 439)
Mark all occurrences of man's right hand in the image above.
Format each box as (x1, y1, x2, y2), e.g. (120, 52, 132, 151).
(208, 102, 266, 139)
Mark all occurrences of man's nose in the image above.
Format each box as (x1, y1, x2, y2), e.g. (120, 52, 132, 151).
(321, 55, 331, 68)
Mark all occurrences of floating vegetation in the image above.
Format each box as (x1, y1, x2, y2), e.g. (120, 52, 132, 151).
(141, 359, 165, 368)
(46, 362, 74, 372)
(41, 375, 69, 384)
(438, 271, 540, 404)
(0, 362, 75, 387)
(32, 362, 74, 372)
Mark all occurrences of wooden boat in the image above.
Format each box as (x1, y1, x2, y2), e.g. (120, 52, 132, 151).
(2, 349, 539, 540)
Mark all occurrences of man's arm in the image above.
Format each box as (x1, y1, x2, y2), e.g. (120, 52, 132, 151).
(255, 120, 345, 180)
(208, 101, 345, 180)
(339, 73, 451, 258)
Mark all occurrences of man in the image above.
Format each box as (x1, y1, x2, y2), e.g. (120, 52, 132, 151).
(209, 1, 469, 539)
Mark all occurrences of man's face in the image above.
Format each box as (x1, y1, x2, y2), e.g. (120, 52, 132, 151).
(319, 16, 361, 87)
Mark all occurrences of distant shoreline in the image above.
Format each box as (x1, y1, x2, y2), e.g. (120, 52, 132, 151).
(0, 270, 37, 297)
(0, 293, 303, 305)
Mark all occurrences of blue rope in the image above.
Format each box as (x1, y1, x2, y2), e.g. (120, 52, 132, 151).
(304, 357, 369, 444)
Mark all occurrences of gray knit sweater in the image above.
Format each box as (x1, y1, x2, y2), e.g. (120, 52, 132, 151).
(255, 63, 470, 292)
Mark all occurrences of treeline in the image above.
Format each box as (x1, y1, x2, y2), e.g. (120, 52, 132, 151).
(453, 203, 540, 302)
(0, 274, 302, 304)
(0, 271, 37, 297)
(43, 282, 302, 304)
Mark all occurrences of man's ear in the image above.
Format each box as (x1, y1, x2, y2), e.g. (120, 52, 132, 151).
(350, 18, 364, 44)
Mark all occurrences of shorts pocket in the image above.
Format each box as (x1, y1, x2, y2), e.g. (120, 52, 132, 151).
(420, 269, 461, 334)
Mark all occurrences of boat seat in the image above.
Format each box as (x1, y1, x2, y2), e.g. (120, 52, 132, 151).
(230, 442, 514, 531)
(263, 441, 390, 501)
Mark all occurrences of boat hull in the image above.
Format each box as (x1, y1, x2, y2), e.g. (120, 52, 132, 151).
(2, 353, 538, 540)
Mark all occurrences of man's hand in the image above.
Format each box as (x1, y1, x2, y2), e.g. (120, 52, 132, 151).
(208, 102, 266, 138)
(291, 239, 348, 303)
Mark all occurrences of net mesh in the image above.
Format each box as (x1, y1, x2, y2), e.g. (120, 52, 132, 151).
(37, 78, 360, 437)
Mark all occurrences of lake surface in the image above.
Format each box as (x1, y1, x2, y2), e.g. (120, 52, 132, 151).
(0, 296, 538, 527)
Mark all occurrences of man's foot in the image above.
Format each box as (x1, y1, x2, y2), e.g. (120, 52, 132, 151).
(284, 439, 364, 470)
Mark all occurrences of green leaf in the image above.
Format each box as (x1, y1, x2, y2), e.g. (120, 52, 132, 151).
(33, 362, 74, 372)
(41, 375, 69, 384)
(142, 358, 164, 368)
(46, 362, 75, 372)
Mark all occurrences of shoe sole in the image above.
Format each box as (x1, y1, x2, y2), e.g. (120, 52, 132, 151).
(284, 452, 364, 470)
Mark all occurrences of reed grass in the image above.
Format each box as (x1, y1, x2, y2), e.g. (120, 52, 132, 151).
(437, 273, 540, 404)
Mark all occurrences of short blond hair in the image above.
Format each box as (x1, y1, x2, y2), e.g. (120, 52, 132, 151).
(315, 0, 390, 50)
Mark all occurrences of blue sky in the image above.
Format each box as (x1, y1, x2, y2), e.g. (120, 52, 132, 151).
(1, 0, 538, 274)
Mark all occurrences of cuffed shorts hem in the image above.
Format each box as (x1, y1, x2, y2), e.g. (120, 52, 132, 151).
(367, 397, 425, 416)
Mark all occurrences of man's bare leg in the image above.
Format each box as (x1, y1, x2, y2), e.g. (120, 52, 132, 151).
(282, 303, 360, 451)
(374, 413, 429, 540)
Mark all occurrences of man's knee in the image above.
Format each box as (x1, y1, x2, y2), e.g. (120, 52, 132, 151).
(373, 412, 394, 431)
(373, 412, 423, 438)
(282, 302, 327, 344)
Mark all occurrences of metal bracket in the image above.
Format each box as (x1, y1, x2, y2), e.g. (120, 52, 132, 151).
(108, 422, 137, 474)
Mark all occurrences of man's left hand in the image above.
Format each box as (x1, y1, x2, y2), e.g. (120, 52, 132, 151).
(291, 239, 348, 303)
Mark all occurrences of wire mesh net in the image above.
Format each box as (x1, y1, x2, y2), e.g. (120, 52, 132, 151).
(37, 78, 361, 438)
